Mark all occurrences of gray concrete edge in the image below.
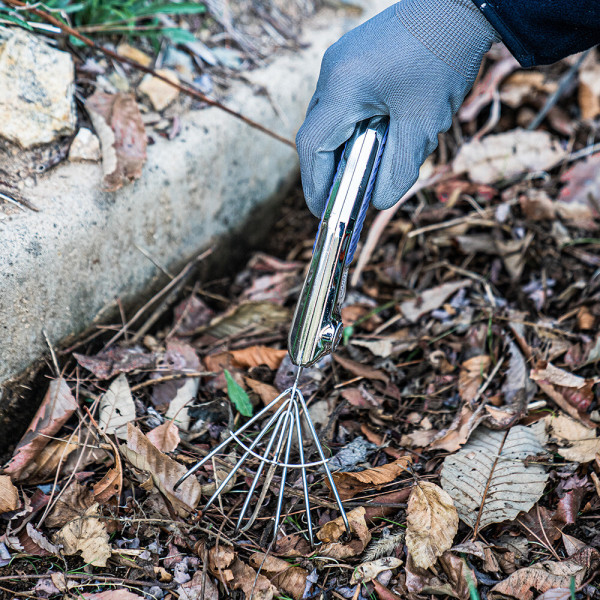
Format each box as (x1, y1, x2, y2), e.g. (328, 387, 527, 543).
(0, 0, 388, 389)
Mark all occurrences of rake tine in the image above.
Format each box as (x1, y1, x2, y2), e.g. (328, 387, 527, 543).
(174, 388, 293, 490)
(204, 398, 291, 510)
(273, 401, 295, 537)
(235, 403, 292, 532)
(292, 395, 314, 546)
(297, 391, 351, 538)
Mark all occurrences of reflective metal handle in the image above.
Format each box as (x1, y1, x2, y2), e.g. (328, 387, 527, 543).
(288, 116, 389, 367)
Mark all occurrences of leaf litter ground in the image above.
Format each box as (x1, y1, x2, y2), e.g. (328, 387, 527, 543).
(2, 45, 600, 600)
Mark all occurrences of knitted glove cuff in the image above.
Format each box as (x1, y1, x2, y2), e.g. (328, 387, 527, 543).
(396, 0, 500, 81)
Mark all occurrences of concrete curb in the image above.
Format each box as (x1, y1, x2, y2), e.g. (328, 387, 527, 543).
(0, 0, 388, 390)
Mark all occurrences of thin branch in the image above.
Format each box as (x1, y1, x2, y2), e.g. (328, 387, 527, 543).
(4, 0, 296, 148)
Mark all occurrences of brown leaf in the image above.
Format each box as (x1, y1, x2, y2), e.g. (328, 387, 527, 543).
(4, 378, 78, 481)
(317, 506, 371, 559)
(0, 475, 19, 513)
(438, 551, 478, 600)
(178, 570, 219, 600)
(46, 480, 95, 528)
(372, 579, 402, 600)
(429, 404, 481, 452)
(531, 361, 596, 414)
(120, 424, 200, 516)
(330, 457, 412, 500)
(364, 488, 412, 524)
(74, 347, 155, 379)
(54, 503, 111, 567)
(6, 523, 59, 557)
(147, 421, 180, 453)
(201, 302, 290, 339)
(489, 547, 599, 600)
(85, 91, 147, 192)
(519, 190, 556, 221)
(400, 280, 471, 323)
(406, 482, 458, 570)
(249, 553, 308, 600)
(230, 556, 277, 600)
(453, 129, 565, 184)
(458, 355, 491, 402)
(229, 345, 287, 370)
(578, 57, 600, 119)
(333, 354, 388, 383)
(93, 465, 122, 504)
(557, 154, 600, 229)
(246, 377, 281, 406)
(544, 414, 600, 463)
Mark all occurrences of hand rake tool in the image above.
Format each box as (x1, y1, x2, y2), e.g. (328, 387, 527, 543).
(175, 116, 389, 545)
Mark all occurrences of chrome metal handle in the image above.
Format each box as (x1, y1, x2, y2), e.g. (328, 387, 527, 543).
(288, 116, 389, 367)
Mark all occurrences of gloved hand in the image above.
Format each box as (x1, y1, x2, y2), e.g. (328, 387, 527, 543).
(296, 0, 499, 216)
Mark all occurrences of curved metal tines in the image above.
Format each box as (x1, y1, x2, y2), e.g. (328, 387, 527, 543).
(174, 382, 351, 546)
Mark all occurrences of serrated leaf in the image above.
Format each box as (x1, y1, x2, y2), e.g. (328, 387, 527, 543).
(406, 482, 458, 569)
(440, 426, 548, 530)
(225, 370, 253, 417)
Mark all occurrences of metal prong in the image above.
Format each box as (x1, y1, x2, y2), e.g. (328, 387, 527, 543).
(297, 391, 351, 538)
(174, 388, 294, 491)
(273, 401, 295, 537)
(235, 403, 292, 532)
(204, 398, 291, 510)
(293, 395, 314, 547)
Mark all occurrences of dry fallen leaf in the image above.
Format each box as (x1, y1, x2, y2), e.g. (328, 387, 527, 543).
(351, 557, 402, 584)
(246, 377, 281, 406)
(533, 590, 572, 600)
(54, 503, 111, 567)
(453, 129, 565, 184)
(0, 475, 19, 513)
(317, 506, 371, 559)
(4, 378, 78, 481)
(249, 553, 308, 600)
(406, 482, 458, 570)
(400, 280, 471, 323)
(441, 426, 548, 530)
(147, 420, 180, 453)
(333, 354, 388, 383)
(530, 360, 596, 416)
(83, 591, 145, 599)
(178, 570, 219, 600)
(138, 68, 179, 111)
(229, 556, 277, 600)
(229, 345, 288, 370)
(429, 405, 481, 452)
(85, 90, 147, 192)
(201, 302, 290, 339)
(120, 424, 200, 516)
(46, 480, 94, 528)
(458, 355, 491, 402)
(330, 456, 412, 500)
(489, 547, 599, 600)
(99, 373, 136, 440)
(578, 57, 600, 119)
(93, 463, 122, 505)
(544, 414, 600, 463)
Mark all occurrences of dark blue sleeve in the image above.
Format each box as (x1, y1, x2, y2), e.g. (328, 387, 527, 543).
(471, 1, 600, 67)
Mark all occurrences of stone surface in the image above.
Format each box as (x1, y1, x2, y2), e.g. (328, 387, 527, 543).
(68, 128, 101, 162)
(0, 0, 388, 397)
(0, 29, 76, 148)
(138, 69, 180, 111)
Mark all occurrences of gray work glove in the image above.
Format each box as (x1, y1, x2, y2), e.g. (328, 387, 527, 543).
(296, 0, 499, 216)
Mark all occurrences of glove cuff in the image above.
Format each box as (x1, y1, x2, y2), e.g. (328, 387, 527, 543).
(396, 0, 500, 82)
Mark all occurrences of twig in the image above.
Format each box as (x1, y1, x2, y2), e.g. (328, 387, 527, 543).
(130, 371, 213, 392)
(0, 573, 175, 591)
(4, 0, 295, 148)
(103, 249, 211, 349)
(527, 49, 591, 131)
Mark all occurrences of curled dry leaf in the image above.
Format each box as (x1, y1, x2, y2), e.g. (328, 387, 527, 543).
(147, 420, 180, 453)
(400, 280, 471, 323)
(544, 414, 600, 463)
(406, 482, 458, 570)
(333, 354, 389, 383)
(98, 373, 136, 440)
(489, 547, 599, 600)
(330, 456, 412, 500)
(85, 90, 147, 192)
(246, 377, 281, 406)
(54, 503, 111, 567)
(0, 476, 19, 513)
(229, 345, 287, 370)
(249, 553, 308, 600)
(429, 405, 481, 452)
(4, 378, 78, 481)
(351, 557, 402, 584)
(317, 506, 371, 559)
(458, 355, 491, 402)
(74, 347, 155, 380)
(531, 360, 596, 414)
(93, 464, 122, 504)
(453, 129, 565, 184)
(441, 426, 548, 530)
(45, 480, 94, 528)
(120, 424, 200, 516)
